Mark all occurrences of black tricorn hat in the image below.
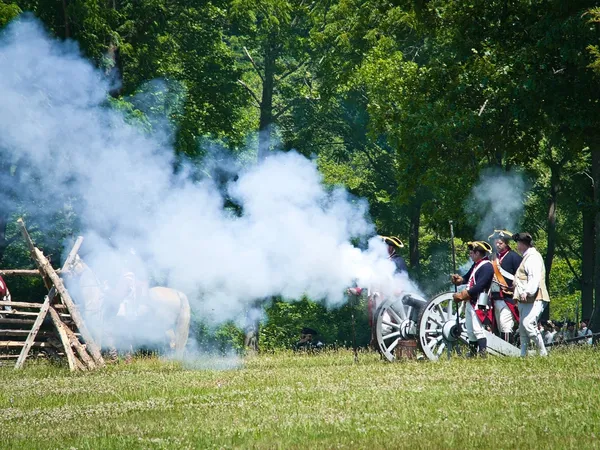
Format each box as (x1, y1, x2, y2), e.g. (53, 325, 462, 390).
(380, 235, 404, 249)
(301, 327, 318, 335)
(467, 241, 492, 254)
(488, 229, 514, 243)
(512, 232, 533, 245)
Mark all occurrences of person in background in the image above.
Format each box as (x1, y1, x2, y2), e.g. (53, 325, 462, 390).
(294, 327, 324, 350)
(578, 321, 593, 345)
(564, 322, 577, 343)
(553, 321, 565, 344)
(451, 241, 494, 357)
(488, 230, 522, 343)
(544, 321, 557, 345)
(512, 232, 548, 357)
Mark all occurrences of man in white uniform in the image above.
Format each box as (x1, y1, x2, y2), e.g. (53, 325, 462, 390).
(512, 232, 549, 357)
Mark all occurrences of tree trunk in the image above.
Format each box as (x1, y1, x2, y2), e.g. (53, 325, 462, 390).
(541, 164, 560, 322)
(545, 164, 559, 288)
(258, 45, 276, 161)
(408, 199, 421, 275)
(61, 0, 70, 38)
(581, 191, 595, 323)
(592, 148, 600, 334)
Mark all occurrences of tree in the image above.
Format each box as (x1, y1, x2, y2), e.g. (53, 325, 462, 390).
(229, 0, 319, 159)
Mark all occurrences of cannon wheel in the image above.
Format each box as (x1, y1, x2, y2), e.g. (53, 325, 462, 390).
(374, 295, 416, 362)
(417, 291, 469, 361)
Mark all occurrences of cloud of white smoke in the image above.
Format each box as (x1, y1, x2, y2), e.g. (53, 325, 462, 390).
(466, 168, 528, 241)
(0, 17, 420, 350)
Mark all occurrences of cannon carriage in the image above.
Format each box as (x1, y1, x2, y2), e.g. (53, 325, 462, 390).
(373, 289, 522, 361)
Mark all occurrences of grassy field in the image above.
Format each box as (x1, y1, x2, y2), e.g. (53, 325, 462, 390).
(1, 347, 599, 449)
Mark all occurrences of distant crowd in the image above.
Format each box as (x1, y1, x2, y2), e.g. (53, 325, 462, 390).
(540, 320, 593, 346)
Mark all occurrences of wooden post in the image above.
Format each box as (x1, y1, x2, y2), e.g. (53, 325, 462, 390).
(14, 295, 51, 369)
(17, 219, 53, 291)
(32, 248, 104, 367)
(61, 236, 84, 274)
(14, 234, 91, 370)
(61, 317, 96, 370)
(48, 307, 79, 372)
(0, 269, 62, 277)
(16, 220, 105, 368)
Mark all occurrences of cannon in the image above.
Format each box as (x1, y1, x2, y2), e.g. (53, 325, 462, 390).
(374, 290, 522, 361)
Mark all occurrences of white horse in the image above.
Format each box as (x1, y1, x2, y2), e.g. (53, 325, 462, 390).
(68, 256, 190, 355)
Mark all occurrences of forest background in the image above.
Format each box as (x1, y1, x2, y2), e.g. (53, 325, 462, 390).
(1, 0, 600, 351)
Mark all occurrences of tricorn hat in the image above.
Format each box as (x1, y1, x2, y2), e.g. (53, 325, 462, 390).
(467, 241, 492, 254)
(380, 235, 404, 249)
(488, 229, 514, 243)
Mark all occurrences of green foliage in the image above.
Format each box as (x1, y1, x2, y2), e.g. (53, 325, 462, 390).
(192, 320, 246, 354)
(0, 2, 21, 27)
(2, 0, 600, 338)
(260, 297, 371, 351)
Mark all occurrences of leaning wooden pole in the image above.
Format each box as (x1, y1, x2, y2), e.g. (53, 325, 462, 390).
(17, 219, 104, 367)
(15, 235, 86, 369)
(14, 295, 51, 369)
(48, 307, 79, 372)
(0, 269, 62, 277)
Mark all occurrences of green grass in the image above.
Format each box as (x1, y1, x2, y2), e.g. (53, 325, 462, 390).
(1, 347, 599, 449)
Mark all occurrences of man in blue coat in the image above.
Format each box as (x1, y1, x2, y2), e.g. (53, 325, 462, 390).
(451, 241, 494, 357)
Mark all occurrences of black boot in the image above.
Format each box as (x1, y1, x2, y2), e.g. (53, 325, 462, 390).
(468, 341, 478, 358)
(478, 338, 487, 358)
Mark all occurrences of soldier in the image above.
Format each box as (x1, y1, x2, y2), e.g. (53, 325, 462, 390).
(381, 236, 408, 274)
(0, 273, 12, 312)
(488, 230, 522, 342)
(512, 232, 548, 357)
(346, 236, 407, 308)
(347, 235, 408, 348)
(347, 235, 408, 300)
(451, 241, 494, 357)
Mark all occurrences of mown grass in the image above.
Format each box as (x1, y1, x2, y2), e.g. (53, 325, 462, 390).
(0, 347, 599, 449)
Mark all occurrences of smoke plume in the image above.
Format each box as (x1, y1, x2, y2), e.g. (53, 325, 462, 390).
(466, 168, 528, 240)
(0, 17, 419, 350)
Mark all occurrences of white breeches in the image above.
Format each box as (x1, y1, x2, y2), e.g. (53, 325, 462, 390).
(465, 302, 485, 341)
(494, 300, 514, 333)
(518, 300, 548, 356)
(518, 301, 545, 338)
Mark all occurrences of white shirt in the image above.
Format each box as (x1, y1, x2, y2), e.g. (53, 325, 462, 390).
(578, 327, 593, 345)
(544, 330, 557, 345)
(517, 247, 545, 297)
